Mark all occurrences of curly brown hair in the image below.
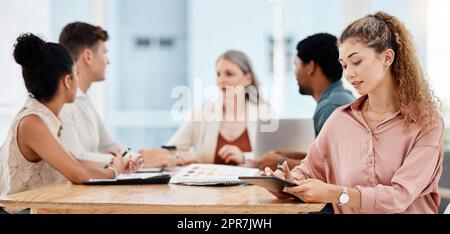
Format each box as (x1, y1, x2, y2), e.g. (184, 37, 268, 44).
(339, 11, 439, 128)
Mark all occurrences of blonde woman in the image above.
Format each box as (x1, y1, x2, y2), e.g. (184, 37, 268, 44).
(263, 12, 444, 214)
(164, 50, 270, 166)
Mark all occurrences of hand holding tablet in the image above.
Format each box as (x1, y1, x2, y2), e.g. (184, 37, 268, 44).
(238, 176, 303, 201)
(238, 176, 296, 191)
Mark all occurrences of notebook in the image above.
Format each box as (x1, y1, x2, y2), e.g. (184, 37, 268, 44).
(85, 173, 171, 185)
(170, 164, 260, 186)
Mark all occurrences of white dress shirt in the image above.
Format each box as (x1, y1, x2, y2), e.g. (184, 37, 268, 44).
(60, 89, 122, 163)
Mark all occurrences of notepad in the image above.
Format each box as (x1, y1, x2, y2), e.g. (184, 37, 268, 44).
(170, 164, 260, 186)
(85, 173, 171, 185)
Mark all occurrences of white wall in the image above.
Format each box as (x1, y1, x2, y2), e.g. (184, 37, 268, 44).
(188, 0, 344, 119)
(50, 0, 107, 119)
(188, 0, 273, 105)
(427, 0, 450, 124)
(1, 0, 444, 145)
(370, 0, 428, 67)
(0, 0, 108, 142)
(0, 0, 51, 142)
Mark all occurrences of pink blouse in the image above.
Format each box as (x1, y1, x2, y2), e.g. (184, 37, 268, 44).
(291, 95, 444, 214)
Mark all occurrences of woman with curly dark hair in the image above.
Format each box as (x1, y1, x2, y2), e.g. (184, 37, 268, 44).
(0, 34, 141, 213)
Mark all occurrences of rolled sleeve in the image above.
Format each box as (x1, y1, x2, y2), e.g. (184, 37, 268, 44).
(291, 135, 328, 182)
(356, 185, 376, 211)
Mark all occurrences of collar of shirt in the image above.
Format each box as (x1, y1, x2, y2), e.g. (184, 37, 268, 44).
(347, 95, 403, 129)
(76, 88, 89, 99)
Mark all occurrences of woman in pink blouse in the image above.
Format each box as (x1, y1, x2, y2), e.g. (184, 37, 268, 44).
(263, 12, 444, 214)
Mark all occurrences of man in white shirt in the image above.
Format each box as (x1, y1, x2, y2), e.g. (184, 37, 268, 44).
(59, 22, 170, 166)
(60, 89, 119, 163)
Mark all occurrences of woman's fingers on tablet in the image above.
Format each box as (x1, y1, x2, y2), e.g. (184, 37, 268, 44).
(264, 167, 274, 176)
(264, 167, 287, 180)
(273, 170, 286, 180)
(282, 161, 295, 181)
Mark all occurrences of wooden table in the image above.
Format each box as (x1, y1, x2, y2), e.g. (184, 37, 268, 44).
(0, 183, 325, 214)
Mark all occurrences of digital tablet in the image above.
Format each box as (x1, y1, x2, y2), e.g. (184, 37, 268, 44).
(238, 176, 297, 193)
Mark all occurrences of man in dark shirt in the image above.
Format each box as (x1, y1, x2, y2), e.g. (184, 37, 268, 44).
(258, 33, 355, 171)
(258, 33, 355, 214)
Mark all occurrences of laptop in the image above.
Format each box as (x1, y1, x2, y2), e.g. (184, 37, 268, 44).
(253, 118, 316, 159)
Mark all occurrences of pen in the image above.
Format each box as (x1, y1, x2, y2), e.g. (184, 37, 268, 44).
(277, 165, 284, 172)
(162, 145, 177, 151)
(122, 148, 131, 158)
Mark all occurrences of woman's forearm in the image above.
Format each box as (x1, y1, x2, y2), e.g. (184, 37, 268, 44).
(70, 163, 116, 184)
(326, 184, 361, 209)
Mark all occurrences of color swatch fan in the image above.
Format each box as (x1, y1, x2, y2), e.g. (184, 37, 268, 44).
(170, 164, 260, 186)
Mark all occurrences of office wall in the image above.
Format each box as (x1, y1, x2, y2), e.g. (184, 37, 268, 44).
(0, 0, 106, 142)
(0, 0, 50, 141)
(371, 0, 428, 67)
(188, 0, 344, 119)
(1, 0, 445, 147)
(427, 0, 450, 114)
(107, 0, 188, 149)
(50, 0, 107, 119)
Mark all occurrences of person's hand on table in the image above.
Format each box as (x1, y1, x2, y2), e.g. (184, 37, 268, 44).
(139, 148, 171, 168)
(110, 150, 139, 174)
(175, 151, 198, 166)
(218, 145, 244, 165)
(129, 152, 144, 169)
(258, 150, 284, 171)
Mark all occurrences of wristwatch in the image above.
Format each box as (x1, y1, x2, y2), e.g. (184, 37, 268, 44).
(338, 186, 350, 206)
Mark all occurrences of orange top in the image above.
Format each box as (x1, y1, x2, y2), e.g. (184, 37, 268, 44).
(214, 129, 252, 165)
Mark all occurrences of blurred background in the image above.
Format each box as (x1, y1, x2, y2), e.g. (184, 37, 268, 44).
(1, 0, 450, 212)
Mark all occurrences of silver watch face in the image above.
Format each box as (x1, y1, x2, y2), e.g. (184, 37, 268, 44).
(339, 193, 350, 204)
